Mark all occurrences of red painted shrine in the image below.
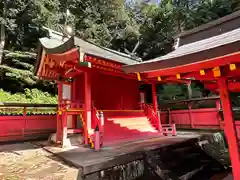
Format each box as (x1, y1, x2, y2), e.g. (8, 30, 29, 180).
(35, 11, 240, 179)
(35, 28, 176, 149)
(124, 10, 240, 180)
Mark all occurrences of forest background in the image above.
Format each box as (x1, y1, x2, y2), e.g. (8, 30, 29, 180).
(0, 0, 239, 104)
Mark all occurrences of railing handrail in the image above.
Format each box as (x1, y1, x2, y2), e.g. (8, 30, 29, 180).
(0, 102, 57, 107)
(92, 105, 100, 128)
(159, 96, 220, 107)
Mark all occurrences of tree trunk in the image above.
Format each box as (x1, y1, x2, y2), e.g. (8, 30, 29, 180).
(187, 81, 192, 99)
(0, 0, 6, 63)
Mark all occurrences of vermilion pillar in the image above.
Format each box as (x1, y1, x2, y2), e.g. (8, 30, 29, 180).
(218, 78, 240, 180)
(152, 83, 158, 113)
(62, 111, 68, 147)
(57, 81, 63, 143)
(72, 79, 77, 128)
(84, 72, 92, 145)
(152, 83, 161, 130)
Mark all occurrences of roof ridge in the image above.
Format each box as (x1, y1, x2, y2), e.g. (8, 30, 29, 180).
(43, 26, 141, 62)
(80, 38, 142, 62)
(176, 10, 240, 38)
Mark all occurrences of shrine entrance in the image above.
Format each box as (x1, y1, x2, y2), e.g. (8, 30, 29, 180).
(35, 28, 177, 149)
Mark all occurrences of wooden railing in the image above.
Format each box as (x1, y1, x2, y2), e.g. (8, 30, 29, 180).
(158, 96, 240, 130)
(0, 103, 57, 142)
(92, 106, 101, 130)
(0, 102, 57, 115)
(59, 100, 84, 110)
(140, 103, 158, 129)
(140, 102, 177, 135)
(92, 105, 104, 150)
(158, 96, 220, 110)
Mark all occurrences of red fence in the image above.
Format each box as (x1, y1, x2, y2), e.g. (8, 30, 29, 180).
(159, 96, 224, 130)
(160, 108, 223, 130)
(0, 103, 57, 142)
(0, 97, 239, 142)
(158, 95, 240, 142)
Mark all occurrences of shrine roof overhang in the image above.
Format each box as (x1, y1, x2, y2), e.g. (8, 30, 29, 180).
(174, 10, 240, 39)
(35, 28, 141, 77)
(123, 27, 240, 78)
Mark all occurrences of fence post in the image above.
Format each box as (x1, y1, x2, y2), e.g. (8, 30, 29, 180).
(94, 126, 100, 151)
(188, 103, 194, 128)
(216, 99, 223, 129)
(22, 106, 27, 138)
(172, 124, 177, 136)
(168, 108, 171, 124)
(157, 111, 163, 135)
(99, 111, 104, 132)
(99, 111, 104, 146)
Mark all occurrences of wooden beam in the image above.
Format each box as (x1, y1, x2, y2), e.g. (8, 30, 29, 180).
(145, 53, 240, 78)
(48, 48, 79, 64)
(146, 66, 240, 83)
(218, 77, 240, 180)
(204, 81, 240, 92)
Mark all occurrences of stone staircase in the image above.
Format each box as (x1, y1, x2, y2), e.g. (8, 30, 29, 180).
(103, 116, 159, 145)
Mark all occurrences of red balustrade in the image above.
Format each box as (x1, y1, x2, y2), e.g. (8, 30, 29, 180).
(140, 102, 177, 136)
(0, 103, 57, 142)
(59, 100, 84, 110)
(91, 105, 104, 150)
(140, 103, 158, 129)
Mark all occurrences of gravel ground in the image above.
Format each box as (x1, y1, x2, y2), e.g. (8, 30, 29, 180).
(0, 142, 79, 180)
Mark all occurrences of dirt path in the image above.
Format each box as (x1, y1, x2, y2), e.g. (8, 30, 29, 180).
(0, 142, 79, 180)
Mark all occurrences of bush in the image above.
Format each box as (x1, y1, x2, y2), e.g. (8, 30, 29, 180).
(0, 88, 57, 115)
(0, 88, 57, 104)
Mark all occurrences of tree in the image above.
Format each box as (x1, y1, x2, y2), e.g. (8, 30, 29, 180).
(0, 0, 60, 51)
(134, 2, 175, 59)
(0, 0, 6, 63)
(0, 50, 56, 94)
(56, 0, 140, 52)
(0, 0, 239, 102)
(184, 0, 239, 30)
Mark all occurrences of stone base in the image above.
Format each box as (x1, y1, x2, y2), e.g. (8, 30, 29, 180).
(197, 132, 230, 168)
(48, 133, 84, 148)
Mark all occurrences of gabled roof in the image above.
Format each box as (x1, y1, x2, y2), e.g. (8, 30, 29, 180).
(123, 26, 240, 74)
(35, 28, 142, 75)
(38, 28, 141, 65)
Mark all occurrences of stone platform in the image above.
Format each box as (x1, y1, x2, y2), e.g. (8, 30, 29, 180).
(35, 131, 211, 176)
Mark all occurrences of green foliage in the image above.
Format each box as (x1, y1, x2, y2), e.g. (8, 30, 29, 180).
(184, 0, 236, 30)
(0, 88, 57, 103)
(0, 88, 57, 115)
(0, 50, 56, 94)
(1, 0, 240, 103)
(158, 82, 204, 101)
(58, 0, 140, 51)
(135, 2, 175, 59)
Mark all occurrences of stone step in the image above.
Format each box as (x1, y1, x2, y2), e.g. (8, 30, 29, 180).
(112, 119, 150, 126)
